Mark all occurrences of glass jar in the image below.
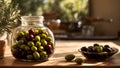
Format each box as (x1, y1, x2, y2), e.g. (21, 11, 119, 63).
(11, 16, 55, 62)
(0, 32, 7, 59)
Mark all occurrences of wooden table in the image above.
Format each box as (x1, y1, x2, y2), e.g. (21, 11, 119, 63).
(1, 40, 120, 68)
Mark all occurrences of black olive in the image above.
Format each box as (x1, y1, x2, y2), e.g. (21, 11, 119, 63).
(103, 47, 113, 52)
(81, 46, 87, 52)
(88, 46, 96, 52)
(104, 45, 110, 48)
(93, 43, 99, 47)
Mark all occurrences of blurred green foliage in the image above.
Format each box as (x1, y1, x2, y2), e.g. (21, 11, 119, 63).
(0, 0, 20, 34)
(12, 0, 44, 16)
(43, 0, 88, 21)
(4, 0, 88, 22)
(0, 0, 88, 35)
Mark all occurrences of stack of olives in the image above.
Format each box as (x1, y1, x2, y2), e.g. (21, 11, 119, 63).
(81, 44, 114, 53)
(11, 28, 54, 61)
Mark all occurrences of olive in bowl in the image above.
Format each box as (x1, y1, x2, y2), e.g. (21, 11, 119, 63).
(78, 44, 118, 60)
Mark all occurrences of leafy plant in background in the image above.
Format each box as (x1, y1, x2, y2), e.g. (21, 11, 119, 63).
(43, 0, 88, 22)
(13, 0, 44, 16)
(10, 0, 88, 22)
(0, 0, 20, 34)
(60, 0, 88, 22)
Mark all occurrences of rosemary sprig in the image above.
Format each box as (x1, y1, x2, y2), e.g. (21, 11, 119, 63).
(0, 0, 21, 34)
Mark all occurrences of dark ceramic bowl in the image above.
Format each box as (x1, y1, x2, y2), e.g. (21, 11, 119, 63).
(78, 48, 118, 60)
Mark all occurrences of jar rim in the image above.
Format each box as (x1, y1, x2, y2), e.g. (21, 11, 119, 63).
(21, 16, 44, 21)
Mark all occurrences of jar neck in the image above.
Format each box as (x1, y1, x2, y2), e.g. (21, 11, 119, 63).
(21, 16, 44, 26)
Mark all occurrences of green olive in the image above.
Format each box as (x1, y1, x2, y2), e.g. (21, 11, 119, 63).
(46, 36, 52, 42)
(24, 46, 30, 51)
(41, 39, 47, 46)
(43, 31, 48, 36)
(34, 29, 39, 35)
(38, 46, 44, 51)
(74, 58, 84, 64)
(33, 51, 40, 60)
(99, 52, 108, 55)
(39, 28, 44, 34)
(20, 44, 26, 49)
(27, 55, 33, 60)
(65, 54, 75, 61)
(40, 51, 47, 57)
(39, 51, 47, 61)
(40, 51, 47, 55)
(27, 41, 35, 47)
(17, 31, 25, 37)
(48, 41, 54, 46)
(36, 41, 41, 47)
(35, 35, 41, 41)
(41, 34, 47, 39)
(31, 46, 37, 51)
(25, 32, 29, 37)
(18, 40, 24, 45)
(95, 46, 103, 53)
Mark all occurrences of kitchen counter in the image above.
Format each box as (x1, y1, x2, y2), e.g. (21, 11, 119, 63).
(1, 40, 120, 68)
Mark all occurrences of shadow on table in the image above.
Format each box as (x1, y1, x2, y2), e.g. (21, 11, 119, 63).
(53, 51, 81, 58)
(2, 56, 47, 66)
